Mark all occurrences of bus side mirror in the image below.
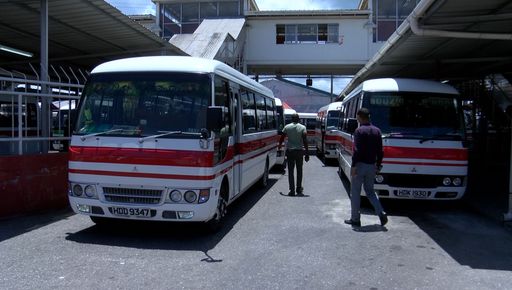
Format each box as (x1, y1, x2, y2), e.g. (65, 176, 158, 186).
(347, 118, 358, 134)
(206, 106, 223, 131)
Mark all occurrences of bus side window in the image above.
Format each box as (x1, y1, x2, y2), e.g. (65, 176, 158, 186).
(265, 98, 276, 130)
(343, 102, 352, 132)
(241, 90, 256, 134)
(255, 94, 267, 131)
(338, 108, 345, 130)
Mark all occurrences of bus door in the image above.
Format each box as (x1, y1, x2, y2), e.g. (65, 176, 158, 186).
(231, 87, 241, 197)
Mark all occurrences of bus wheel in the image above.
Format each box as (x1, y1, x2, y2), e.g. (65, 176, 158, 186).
(205, 187, 228, 233)
(259, 158, 269, 188)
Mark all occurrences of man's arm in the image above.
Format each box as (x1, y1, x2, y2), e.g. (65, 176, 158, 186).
(302, 129, 309, 162)
(351, 129, 360, 176)
(376, 130, 384, 170)
(278, 132, 286, 150)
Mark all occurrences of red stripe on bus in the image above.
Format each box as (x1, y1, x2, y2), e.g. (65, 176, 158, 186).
(236, 135, 279, 154)
(69, 168, 216, 180)
(383, 161, 467, 167)
(384, 146, 467, 161)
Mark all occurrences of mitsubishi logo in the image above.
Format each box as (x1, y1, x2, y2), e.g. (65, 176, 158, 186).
(133, 166, 138, 172)
(411, 167, 417, 173)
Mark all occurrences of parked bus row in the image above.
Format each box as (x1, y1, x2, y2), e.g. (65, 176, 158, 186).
(316, 78, 468, 200)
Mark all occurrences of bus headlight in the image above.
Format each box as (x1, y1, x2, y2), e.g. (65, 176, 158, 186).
(84, 185, 97, 198)
(452, 177, 462, 186)
(170, 190, 182, 202)
(442, 177, 452, 186)
(73, 184, 83, 196)
(375, 175, 384, 183)
(184, 190, 197, 203)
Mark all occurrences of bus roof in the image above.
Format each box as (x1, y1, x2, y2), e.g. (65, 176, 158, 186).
(318, 101, 342, 113)
(90, 56, 274, 98)
(284, 108, 297, 115)
(360, 78, 459, 95)
(297, 112, 316, 118)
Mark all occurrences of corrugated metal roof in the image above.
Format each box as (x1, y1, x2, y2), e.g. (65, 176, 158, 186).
(0, 0, 185, 75)
(170, 18, 244, 59)
(171, 32, 232, 59)
(340, 0, 512, 96)
(195, 18, 246, 40)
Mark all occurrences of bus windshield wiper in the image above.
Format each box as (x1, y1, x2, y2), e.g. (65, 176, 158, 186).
(80, 129, 124, 141)
(382, 132, 421, 138)
(138, 130, 201, 143)
(419, 133, 462, 143)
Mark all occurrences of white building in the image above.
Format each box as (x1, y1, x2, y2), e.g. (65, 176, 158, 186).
(152, 0, 420, 78)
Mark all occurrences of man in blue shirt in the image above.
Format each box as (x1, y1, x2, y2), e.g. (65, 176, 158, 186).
(345, 108, 388, 227)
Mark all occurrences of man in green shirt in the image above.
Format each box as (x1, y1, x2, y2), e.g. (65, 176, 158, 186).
(278, 113, 309, 196)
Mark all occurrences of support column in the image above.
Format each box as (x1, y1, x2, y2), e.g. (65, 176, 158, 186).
(40, 0, 50, 153)
(330, 75, 334, 103)
(505, 117, 512, 222)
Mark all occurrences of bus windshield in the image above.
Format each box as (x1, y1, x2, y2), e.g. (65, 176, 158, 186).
(367, 92, 464, 139)
(76, 72, 211, 137)
(326, 111, 340, 127)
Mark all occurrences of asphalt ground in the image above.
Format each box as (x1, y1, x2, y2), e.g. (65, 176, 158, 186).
(1, 156, 512, 289)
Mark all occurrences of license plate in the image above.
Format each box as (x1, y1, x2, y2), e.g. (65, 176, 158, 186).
(397, 189, 429, 198)
(109, 207, 151, 217)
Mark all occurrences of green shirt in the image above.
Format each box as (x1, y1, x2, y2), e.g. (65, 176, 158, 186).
(282, 122, 307, 150)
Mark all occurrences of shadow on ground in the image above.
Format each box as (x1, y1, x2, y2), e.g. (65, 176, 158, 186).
(338, 163, 512, 271)
(64, 179, 278, 259)
(0, 208, 73, 242)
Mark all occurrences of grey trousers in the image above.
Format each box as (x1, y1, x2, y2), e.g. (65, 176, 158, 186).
(286, 149, 304, 193)
(350, 162, 385, 222)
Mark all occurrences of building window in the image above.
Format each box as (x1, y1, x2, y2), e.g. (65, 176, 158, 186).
(219, 1, 239, 16)
(275, 24, 339, 44)
(200, 2, 218, 20)
(373, 0, 419, 42)
(160, 1, 241, 38)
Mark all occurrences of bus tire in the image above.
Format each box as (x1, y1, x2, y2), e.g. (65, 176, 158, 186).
(259, 158, 269, 188)
(205, 184, 228, 233)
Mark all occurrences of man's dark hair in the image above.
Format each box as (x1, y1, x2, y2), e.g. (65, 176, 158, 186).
(357, 108, 370, 120)
(291, 113, 299, 123)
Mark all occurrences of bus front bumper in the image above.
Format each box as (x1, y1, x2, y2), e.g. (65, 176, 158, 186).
(68, 196, 217, 222)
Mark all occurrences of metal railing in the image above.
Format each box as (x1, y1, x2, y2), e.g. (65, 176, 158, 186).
(0, 66, 86, 156)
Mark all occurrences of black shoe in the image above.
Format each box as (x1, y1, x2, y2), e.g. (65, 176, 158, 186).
(288, 191, 295, 196)
(344, 219, 361, 227)
(379, 213, 388, 226)
(296, 187, 303, 194)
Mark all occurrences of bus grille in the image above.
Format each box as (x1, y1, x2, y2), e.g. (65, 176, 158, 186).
(382, 174, 442, 188)
(102, 187, 163, 204)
